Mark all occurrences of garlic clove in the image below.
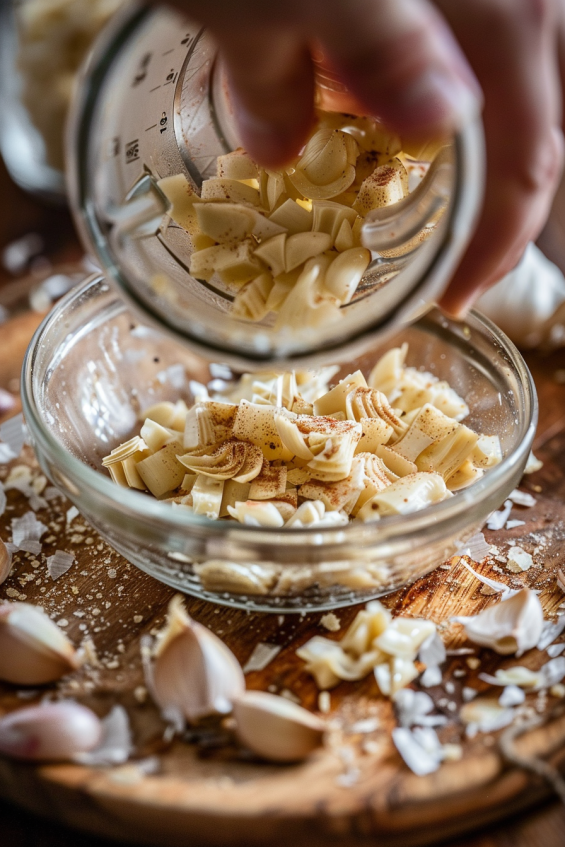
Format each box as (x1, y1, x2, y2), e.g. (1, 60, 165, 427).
(233, 690, 325, 762)
(0, 539, 12, 586)
(152, 596, 244, 723)
(0, 701, 101, 760)
(0, 602, 80, 685)
(453, 588, 544, 656)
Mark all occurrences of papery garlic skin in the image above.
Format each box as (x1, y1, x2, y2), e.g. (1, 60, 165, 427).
(0, 540, 12, 586)
(152, 596, 244, 723)
(453, 588, 544, 656)
(233, 690, 325, 762)
(0, 602, 80, 685)
(477, 243, 565, 348)
(0, 702, 101, 761)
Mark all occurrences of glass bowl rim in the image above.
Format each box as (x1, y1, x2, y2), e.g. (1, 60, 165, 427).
(22, 273, 538, 547)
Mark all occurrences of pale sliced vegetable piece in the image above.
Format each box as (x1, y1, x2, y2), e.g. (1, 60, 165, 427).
(376, 444, 418, 478)
(416, 424, 478, 480)
(249, 461, 287, 500)
(200, 178, 260, 206)
(181, 473, 197, 492)
(285, 231, 333, 273)
(274, 255, 341, 332)
(219, 479, 251, 517)
(140, 418, 175, 452)
(259, 169, 286, 211)
(136, 441, 185, 497)
(313, 371, 367, 417)
(311, 201, 358, 242)
(157, 174, 200, 234)
(184, 402, 218, 451)
(392, 405, 458, 462)
(232, 443, 265, 483)
(195, 202, 255, 244)
(227, 500, 285, 527)
(215, 240, 266, 286)
(447, 461, 484, 491)
(324, 247, 371, 304)
(178, 440, 245, 479)
(334, 218, 355, 252)
(299, 456, 364, 513)
(357, 472, 448, 520)
(274, 410, 314, 460)
(266, 271, 299, 312)
(232, 401, 294, 461)
(122, 453, 149, 490)
(216, 149, 259, 180)
(472, 435, 503, 469)
(253, 233, 287, 277)
(232, 274, 274, 322)
(351, 453, 394, 516)
(107, 463, 128, 487)
(287, 127, 358, 200)
(139, 401, 177, 428)
(320, 112, 402, 161)
(354, 417, 394, 454)
(285, 500, 348, 529)
(269, 199, 313, 235)
(307, 428, 362, 482)
(102, 436, 148, 466)
(369, 344, 409, 396)
(353, 158, 408, 216)
(192, 475, 225, 520)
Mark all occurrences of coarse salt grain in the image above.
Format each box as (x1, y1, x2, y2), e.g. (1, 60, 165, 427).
(320, 612, 341, 632)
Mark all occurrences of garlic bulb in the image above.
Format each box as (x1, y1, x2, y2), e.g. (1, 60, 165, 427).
(0, 602, 80, 684)
(477, 243, 565, 348)
(0, 701, 101, 760)
(152, 595, 245, 723)
(233, 690, 325, 762)
(0, 539, 12, 586)
(453, 588, 544, 656)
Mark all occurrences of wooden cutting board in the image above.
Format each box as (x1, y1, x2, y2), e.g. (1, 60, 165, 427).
(0, 310, 565, 847)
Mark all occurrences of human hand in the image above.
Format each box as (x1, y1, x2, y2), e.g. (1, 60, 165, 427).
(161, 0, 565, 316)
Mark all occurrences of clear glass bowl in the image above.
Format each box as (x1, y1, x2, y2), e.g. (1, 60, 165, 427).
(22, 274, 537, 612)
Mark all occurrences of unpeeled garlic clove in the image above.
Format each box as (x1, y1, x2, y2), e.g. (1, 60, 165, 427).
(0, 539, 12, 586)
(0, 701, 102, 760)
(233, 690, 325, 762)
(453, 587, 544, 656)
(0, 602, 80, 685)
(152, 596, 244, 723)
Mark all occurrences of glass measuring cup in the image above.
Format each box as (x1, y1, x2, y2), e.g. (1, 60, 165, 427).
(67, 1, 484, 370)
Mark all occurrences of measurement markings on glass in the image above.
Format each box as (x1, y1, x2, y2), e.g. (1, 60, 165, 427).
(125, 139, 140, 164)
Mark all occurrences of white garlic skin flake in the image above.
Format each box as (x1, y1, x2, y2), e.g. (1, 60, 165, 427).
(233, 690, 325, 762)
(152, 596, 245, 722)
(0, 701, 101, 761)
(0, 602, 80, 685)
(454, 588, 544, 656)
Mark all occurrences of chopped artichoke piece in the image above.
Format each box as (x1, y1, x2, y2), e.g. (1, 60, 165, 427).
(324, 247, 371, 304)
(284, 231, 333, 272)
(216, 149, 259, 181)
(200, 177, 260, 205)
(192, 475, 225, 520)
(269, 198, 313, 234)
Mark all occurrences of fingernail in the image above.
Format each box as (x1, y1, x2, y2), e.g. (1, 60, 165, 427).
(393, 68, 482, 134)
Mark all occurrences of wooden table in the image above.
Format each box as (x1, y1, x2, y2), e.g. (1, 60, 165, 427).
(1, 157, 564, 847)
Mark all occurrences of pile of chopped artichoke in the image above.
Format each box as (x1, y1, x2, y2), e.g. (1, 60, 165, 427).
(102, 344, 501, 526)
(157, 111, 430, 327)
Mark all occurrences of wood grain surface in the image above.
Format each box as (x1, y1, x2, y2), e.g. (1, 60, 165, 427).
(1, 159, 565, 847)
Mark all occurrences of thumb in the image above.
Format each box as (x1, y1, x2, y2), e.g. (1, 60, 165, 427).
(217, 28, 315, 168)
